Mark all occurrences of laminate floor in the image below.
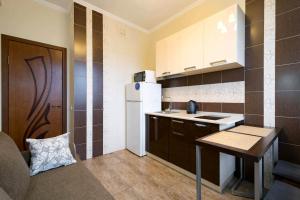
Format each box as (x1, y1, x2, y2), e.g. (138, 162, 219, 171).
(83, 150, 249, 200)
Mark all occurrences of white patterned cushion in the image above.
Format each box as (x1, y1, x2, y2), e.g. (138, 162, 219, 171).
(26, 133, 76, 176)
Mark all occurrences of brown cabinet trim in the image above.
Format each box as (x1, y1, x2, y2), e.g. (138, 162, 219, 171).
(1, 34, 67, 135)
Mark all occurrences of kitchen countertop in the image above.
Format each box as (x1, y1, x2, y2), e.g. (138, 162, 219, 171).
(146, 110, 244, 125)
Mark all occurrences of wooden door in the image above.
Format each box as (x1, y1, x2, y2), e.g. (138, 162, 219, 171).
(2, 35, 66, 150)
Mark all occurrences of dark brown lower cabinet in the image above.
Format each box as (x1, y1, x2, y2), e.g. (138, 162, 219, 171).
(146, 115, 220, 185)
(146, 115, 170, 160)
(169, 119, 189, 169)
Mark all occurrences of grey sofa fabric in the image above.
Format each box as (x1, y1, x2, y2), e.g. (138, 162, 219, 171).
(25, 160, 114, 200)
(273, 160, 300, 184)
(0, 187, 13, 200)
(264, 181, 300, 200)
(0, 132, 30, 200)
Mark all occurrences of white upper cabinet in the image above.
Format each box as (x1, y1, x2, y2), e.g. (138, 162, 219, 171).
(155, 4, 244, 78)
(181, 21, 204, 72)
(203, 4, 245, 68)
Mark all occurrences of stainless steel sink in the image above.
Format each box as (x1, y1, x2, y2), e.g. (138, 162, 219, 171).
(194, 115, 229, 120)
(156, 111, 179, 114)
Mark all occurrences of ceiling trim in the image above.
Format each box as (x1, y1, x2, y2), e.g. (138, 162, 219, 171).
(74, 0, 150, 33)
(33, 0, 69, 13)
(149, 0, 205, 32)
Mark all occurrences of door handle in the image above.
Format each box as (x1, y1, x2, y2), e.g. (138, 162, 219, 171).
(172, 120, 184, 124)
(172, 131, 184, 137)
(184, 66, 196, 71)
(210, 59, 227, 67)
(195, 123, 207, 127)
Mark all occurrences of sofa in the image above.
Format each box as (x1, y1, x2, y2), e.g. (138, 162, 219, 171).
(0, 132, 114, 200)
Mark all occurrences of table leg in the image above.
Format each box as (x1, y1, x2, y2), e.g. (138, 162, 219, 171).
(272, 138, 278, 164)
(196, 145, 201, 200)
(254, 159, 263, 200)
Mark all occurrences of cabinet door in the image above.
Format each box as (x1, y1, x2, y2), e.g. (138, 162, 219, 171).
(203, 5, 238, 67)
(167, 33, 184, 75)
(186, 121, 220, 185)
(181, 21, 204, 71)
(156, 39, 169, 77)
(169, 119, 189, 170)
(147, 115, 169, 160)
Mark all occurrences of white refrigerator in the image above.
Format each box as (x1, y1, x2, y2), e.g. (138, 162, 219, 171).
(126, 82, 161, 156)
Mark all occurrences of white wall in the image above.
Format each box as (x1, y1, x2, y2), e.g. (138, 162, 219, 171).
(0, 0, 72, 130)
(103, 16, 149, 154)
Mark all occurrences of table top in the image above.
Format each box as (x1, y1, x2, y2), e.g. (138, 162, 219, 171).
(202, 131, 261, 151)
(195, 126, 281, 162)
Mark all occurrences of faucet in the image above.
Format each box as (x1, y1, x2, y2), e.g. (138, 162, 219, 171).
(164, 96, 172, 112)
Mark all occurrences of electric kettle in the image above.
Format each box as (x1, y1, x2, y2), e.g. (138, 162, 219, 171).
(186, 100, 198, 114)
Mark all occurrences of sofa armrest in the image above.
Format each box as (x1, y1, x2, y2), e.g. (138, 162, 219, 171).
(21, 151, 31, 166)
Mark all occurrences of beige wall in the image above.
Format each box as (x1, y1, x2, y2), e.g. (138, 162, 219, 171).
(0, 0, 72, 131)
(146, 0, 245, 70)
(103, 16, 150, 154)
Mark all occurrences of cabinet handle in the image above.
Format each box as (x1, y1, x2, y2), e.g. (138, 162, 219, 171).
(195, 123, 207, 127)
(184, 66, 196, 71)
(172, 131, 184, 137)
(151, 116, 158, 120)
(162, 72, 171, 75)
(172, 120, 184, 124)
(210, 59, 227, 67)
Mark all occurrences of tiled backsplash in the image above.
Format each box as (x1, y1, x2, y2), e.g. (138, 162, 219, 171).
(162, 81, 245, 103)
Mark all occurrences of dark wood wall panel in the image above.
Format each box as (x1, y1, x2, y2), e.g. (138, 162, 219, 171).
(158, 68, 244, 88)
(74, 3, 87, 160)
(276, 0, 300, 164)
(92, 11, 103, 157)
(244, 0, 264, 128)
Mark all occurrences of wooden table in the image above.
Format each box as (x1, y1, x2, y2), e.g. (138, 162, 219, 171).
(195, 127, 280, 200)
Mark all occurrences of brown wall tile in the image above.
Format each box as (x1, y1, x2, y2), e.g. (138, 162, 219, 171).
(276, 8, 300, 40)
(276, 117, 300, 145)
(74, 3, 86, 26)
(246, 21, 264, 47)
(245, 92, 264, 115)
(276, 91, 300, 117)
(93, 125, 103, 141)
(245, 45, 264, 69)
(276, 36, 300, 66)
(93, 140, 103, 157)
(92, 11, 103, 32)
(93, 109, 103, 125)
(221, 68, 244, 83)
(75, 144, 87, 160)
(276, 63, 300, 91)
(276, 0, 300, 15)
(74, 60, 87, 78)
(246, 0, 264, 25)
(202, 103, 222, 112)
(74, 111, 86, 127)
(74, 76, 87, 110)
(245, 68, 264, 91)
(279, 142, 300, 164)
(74, 25, 87, 61)
(203, 72, 221, 84)
(187, 74, 202, 86)
(222, 103, 244, 114)
(244, 114, 264, 127)
(167, 77, 188, 88)
(74, 127, 86, 145)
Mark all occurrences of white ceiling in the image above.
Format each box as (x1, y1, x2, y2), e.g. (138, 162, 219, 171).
(43, 0, 206, 31)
